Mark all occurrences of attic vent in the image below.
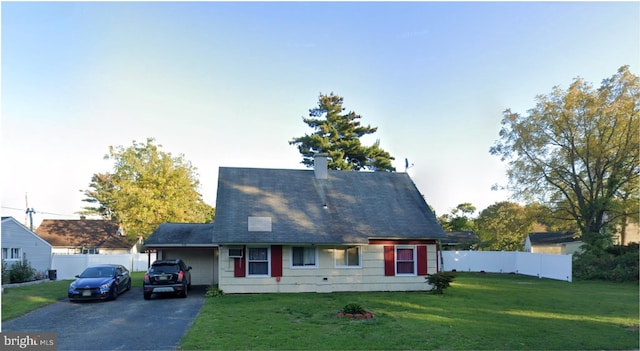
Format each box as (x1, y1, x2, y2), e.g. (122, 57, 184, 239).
(248, 216, 272, 232)
(314, 153, 328, 179)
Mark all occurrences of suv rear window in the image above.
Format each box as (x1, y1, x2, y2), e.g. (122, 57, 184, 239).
(149, 263, 180, 274)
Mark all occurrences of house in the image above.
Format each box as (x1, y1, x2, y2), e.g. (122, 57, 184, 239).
(613, 221, 639, 246)
(144, 222, 217, 285)
(524, 232, 583, 255)
(145, 154, 447, 293)
(1, 216, 53, 277)
(441, 231, 480, 250)
(35, 218, 137, 255)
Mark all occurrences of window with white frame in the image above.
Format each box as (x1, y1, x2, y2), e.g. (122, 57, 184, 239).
(3, 248, 22, 260)
(247, 247, 270, 276)
(396, 245, 416, 275)
(82, 247, 99, 255)
(291, 246, 317, 267)
(335, 246, 361, 267)
(11, 248, 21, 260)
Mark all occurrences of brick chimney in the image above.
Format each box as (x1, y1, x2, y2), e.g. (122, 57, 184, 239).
(314, 153, 328, 179)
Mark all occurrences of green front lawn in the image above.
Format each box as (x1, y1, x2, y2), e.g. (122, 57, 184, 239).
(179, 273, 639, 350)
(2, 272, 637, 349)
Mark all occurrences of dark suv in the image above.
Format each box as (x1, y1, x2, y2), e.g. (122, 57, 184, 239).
(143, 259, 192, 300)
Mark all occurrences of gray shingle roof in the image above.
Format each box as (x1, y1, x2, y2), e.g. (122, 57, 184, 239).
(213, 167, 446, 244)
(442, 231, 480, 245)
(145, 222, 215, 247)
(528, 232, 580, 245)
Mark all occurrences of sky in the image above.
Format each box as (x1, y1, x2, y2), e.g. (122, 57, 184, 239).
(1, 1, 639, 229)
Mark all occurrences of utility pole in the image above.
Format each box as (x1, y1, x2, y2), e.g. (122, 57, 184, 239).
(25, 193, 36, 231)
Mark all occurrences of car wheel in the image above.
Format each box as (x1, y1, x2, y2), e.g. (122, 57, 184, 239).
(143, 291, 152, 300)
(180, 283, 188, 298)
(126, 279, 131, 291)
(110, 285, 119, 300)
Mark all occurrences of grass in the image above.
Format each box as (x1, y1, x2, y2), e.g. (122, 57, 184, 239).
(1, 271, 146, 322)
(179, 273, 639, 350)
(2, 272, 637, 349)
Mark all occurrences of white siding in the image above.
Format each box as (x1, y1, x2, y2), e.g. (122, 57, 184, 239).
(219, 244, 439, 294)
(159, 248, 218, 285)
(1, 218, 52, 274)
(531, 242, 583, 255)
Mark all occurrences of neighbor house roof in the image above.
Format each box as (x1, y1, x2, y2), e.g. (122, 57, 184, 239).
(35, 219, 135, 248)
(145, 223, 216, 248)
(442, 231, 480, 246)
(213, 167, 447, 244)
(527, 232, 580, 245)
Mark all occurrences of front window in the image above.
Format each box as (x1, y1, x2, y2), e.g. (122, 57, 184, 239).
(335, 246, 360, 267)
(396, 246, 416, 275)
(248, 247, 269, 276)
(292, 247, 316, 267)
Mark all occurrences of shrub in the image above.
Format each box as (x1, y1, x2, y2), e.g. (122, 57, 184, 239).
(205, 286, 224, 297)
(426, 271, 456, 294)
(342, 303, 365, 314)
(9, 255, 36, 283)
(1, 260, 8, 283)
(574, 243, 639, 282)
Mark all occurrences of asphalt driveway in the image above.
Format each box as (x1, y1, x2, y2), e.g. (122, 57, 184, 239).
(1, 286, 206, 350)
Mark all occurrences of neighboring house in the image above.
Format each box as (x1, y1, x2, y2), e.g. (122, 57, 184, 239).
(1, 216, 53, 276)
(524, 232, 583, 255)
(145, 154, 447, 293)
(613, 221, 639, 246)
(441, 231, 480, 250)
(144, 223, 217, 285)
(35, 218, 137, 254)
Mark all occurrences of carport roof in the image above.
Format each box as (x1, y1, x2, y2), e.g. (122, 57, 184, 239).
(145, 222, 216, 247)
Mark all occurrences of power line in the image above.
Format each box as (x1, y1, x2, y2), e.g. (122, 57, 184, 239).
(1, 206, 78, 217)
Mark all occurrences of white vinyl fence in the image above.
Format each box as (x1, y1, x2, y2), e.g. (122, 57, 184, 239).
(51, 252, 158, 280)
(441, 251, 572, 282)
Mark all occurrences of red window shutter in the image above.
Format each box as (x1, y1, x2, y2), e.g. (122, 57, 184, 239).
(271, 245, 282, 277)
(234, 246, 246, 277)
(417, 245, 428, 276)
(384, 246, 395, 276)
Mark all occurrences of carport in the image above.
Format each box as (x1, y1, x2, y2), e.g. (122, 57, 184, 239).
(144, 223, 218, 286)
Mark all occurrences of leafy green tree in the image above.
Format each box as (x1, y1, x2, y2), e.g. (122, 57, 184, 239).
(490, 66, 639, 249)
(475, 202, 534, 251)
(524, 202, 577, 233)
(289, 93, 395, 171)
(81, 138, 214, 239)
(437, 203, 476, 232)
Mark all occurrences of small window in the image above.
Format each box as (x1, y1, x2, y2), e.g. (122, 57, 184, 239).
(10, 248, 21, 260)
(396, 246, 416, 275)
(292, 247, 316, 267)
(335, 246, 360, 267)
(1, 248, 7, 260)
(247, 247, 269, 276)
